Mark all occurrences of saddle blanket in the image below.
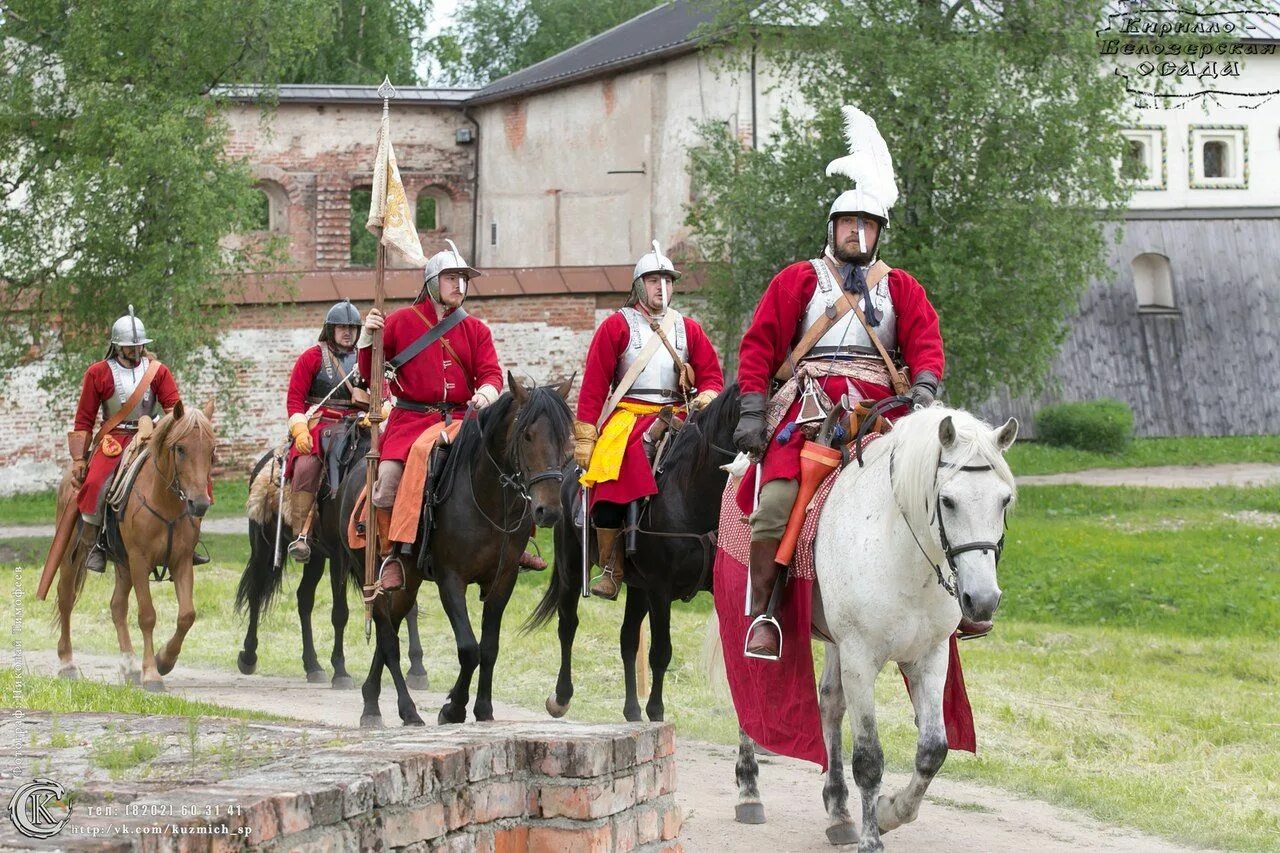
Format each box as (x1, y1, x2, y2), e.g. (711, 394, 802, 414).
(713, 438, 976, 770)
(347, 420, 462, 549)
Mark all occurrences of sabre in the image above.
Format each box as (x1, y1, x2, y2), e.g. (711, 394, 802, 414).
(580, 483, 591, 598)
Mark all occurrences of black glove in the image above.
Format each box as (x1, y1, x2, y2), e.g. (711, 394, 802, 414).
(733, 392, 769, 456)
(908, 371, 939, 408)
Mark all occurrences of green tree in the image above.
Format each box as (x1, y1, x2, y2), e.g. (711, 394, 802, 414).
(285, 0, 430, 85)
(0, 0, 330, 401)
(428, 0, 659, 85)
(687, 0, 1134, 406)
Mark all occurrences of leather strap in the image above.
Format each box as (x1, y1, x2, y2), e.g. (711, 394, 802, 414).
(388, 307, 468, 373)
(647, 316, 694, 395)
(92, 359, 162, 453)
(829, 259, 909, 396)
(775, 260, 891, 381)
(596, 310, 679, 430)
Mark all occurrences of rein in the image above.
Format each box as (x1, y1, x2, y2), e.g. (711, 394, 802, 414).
(136, 440, 200, 579)
(889, 449, 1007, 599)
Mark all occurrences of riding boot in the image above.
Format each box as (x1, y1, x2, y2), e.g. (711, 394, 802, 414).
(589, 527, 624, 600)
(375, 507, 403, 591)
(81, 522, 106, 573)
(288, 490, 317, 563)
(745, 538, 783, 659)
(518, 550, 548, 572)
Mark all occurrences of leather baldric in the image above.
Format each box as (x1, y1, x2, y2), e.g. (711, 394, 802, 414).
(647, 316, 694, 395)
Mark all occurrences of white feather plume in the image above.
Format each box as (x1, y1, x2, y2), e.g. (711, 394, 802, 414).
(825, 105, 898, 211)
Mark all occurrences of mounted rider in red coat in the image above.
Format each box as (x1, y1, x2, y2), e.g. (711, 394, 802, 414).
(69, 307, 184, 572)
(732, 106, 947, 659)
(284, 300, 369, 562)
(358, 242, 504, 592)
(573, 241, 725, 600)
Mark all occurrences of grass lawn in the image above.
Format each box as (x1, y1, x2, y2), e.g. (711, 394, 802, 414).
(0, 474, 252, 526)
(1006, 433, 1280, 475)
(2, 485, 1277, 850)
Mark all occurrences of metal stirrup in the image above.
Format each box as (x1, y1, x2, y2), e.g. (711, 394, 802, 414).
(743, 570, 786, 661)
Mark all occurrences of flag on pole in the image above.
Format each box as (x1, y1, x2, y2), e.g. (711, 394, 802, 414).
(365, 110, 428, 267)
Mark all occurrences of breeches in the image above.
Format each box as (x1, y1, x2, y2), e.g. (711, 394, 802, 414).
(749, 478, 798, 542)
(292, 455, 323, 494)
(372, 460, 405, 508)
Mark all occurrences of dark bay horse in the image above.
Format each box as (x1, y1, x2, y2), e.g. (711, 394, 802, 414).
(526, 384, 740, 722)
(234, 417, 430, 690)
(55, 401, 216, 691)
(342, 374, 573, 727)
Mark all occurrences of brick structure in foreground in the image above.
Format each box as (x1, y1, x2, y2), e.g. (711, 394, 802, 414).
(0, 713, 682, 852)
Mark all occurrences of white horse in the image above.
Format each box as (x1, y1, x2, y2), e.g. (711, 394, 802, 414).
(725, 405, 1018, 851)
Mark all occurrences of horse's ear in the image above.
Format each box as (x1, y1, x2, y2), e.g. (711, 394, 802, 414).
(938, 415, 956, 449)
(173, 399, 186, 421)
(507, 370, 528, 406)
(202, 399, 215, 421)
(993, 417, 1018, 452)
(554, 373, 575, 400)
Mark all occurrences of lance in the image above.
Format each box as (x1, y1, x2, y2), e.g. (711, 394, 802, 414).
(363, 76, 397, 639)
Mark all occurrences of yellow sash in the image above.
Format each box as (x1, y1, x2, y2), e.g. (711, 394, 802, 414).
(579, 401, 666, 488)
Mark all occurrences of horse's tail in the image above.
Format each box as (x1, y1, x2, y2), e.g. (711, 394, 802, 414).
(522, 552, 562, 634)
(234, 518, 285, 617)
(702, 609, 730, 701)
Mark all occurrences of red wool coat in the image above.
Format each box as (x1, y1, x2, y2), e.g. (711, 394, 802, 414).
(358, 298, 503, 463)
(577, 309, 724, 508)
(74, 359, 181, 515)
(285, 344, 365, 474)
(735, 262, 944, 514)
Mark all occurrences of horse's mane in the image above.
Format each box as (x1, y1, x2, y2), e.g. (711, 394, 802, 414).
(887, 405, 1016, 530)
(443, 385, 572, 474)
(659, 383, 741, 485)
(152, 405, 214, 450)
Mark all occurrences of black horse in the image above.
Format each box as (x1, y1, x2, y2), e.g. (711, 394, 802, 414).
(235, 416, 430, 690)
(526, 384, 741, 722)
(341, 374, 573, 727)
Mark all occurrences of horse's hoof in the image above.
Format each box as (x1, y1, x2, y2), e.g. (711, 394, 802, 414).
(57, 665, 80, 681)
(306, 669, 327, 684)
(826, 822, 858, 846)
(407, 674, 429, 691)
(155, 656, 175, 676)
(331, 675, 355, 690)
(236, 652, 256, 675)
(142, 680, 166, 694)
(646, 707, 665, 723)
(734, 802, 766, 824)
(623, 705, 642, 723)
(437, 705, 465, 725)
(473, 707, 494, 723)
(546, 696, 570, 718)
(403, 715, 426, 727)
(359, 714, 383, 729)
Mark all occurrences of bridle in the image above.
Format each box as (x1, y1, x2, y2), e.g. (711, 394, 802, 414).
(136, 426, 208, 578)
(469, 399, 568, 534)
(890, 450, 1007, 599)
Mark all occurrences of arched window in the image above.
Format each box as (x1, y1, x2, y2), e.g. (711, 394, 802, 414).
(249, 189, 271, 230)
(250, 180, 289, 232)
(416, 195, 437, 231)
(350, 186, 376, 267)
(1131, 253, 1175, 310)
(414, 187, 451, 234)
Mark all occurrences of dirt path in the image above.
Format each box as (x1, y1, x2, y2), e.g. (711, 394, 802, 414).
(24, 651, 1199, 852)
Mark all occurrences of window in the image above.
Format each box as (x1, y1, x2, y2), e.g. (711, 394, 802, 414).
(249, 189, 271, 231)
(490, 221, 499, 248)
(1131, 253, 1176, 311)
(1119, 127, 1164, 190)
(1189, 125, 1248, 189)
(350, 186, 376, 267)
(416, 195, 437, 231)
(249, 180, 289, 232)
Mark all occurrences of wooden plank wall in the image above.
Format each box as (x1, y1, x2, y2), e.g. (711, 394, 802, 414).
(976, 216, 1280, 437)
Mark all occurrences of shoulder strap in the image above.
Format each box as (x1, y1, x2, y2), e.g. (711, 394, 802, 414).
(319, 343, 360, 396)
(647, 313, 694, 394)
(388, 307, 469, 372)
(596, 310, 678, 430)
(774, 260, 891, 381)
(92, 359, 163, 451)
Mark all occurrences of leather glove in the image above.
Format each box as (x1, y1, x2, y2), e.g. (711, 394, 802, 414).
(573, 420, 598, 470)
(290, 420, 313, 454)
(908, 371, 940, 409)
(732, 392, 769, 457)
(689, 389, 718, 412)
(71, 459, 87, 486)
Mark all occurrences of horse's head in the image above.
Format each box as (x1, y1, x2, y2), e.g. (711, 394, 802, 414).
(507, 371, 574, 528)
(891, 406, 1018, 629)
(154, 399, 217, 518)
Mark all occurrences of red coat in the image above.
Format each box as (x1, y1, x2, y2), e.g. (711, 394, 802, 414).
(285, 344, 364, 474)
(358, 298, 503, 463)
(74, 359, 181, 515)
(577, 309, 724, 507)
(735, 262, 944, 514)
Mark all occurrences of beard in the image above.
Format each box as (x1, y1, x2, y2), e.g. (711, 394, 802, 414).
(831, 239, 873, 265)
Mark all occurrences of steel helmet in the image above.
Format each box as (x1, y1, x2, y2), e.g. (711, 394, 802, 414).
(110, 305, 152, 346)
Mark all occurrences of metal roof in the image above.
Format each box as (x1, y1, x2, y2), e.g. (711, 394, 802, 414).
(468, 1, 718, 105)
(216, 84, 476, 106)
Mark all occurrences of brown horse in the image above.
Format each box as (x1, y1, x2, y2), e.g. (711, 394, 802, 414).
(55, 400, 216, 691)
